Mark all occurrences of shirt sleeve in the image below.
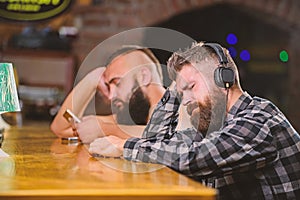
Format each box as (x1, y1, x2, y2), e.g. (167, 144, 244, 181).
(124, 88, 202, 164)
(141, 88, 180, 139)
(124, 91, 278, 179)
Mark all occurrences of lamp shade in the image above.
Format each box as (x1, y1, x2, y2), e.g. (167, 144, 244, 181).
(0, 63, 20, 114)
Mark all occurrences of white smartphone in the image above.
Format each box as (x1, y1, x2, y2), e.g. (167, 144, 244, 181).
(62, 109, 81, 144)
(63, 109, 81, 123)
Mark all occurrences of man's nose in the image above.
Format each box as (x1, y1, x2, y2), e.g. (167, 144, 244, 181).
(108, 85, 117, 100)
(181, 92, 193, 106)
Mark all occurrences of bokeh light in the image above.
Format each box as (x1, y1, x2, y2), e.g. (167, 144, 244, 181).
(240, 50, 250, 61)
(228, 46, 237, 58)
(279, 50, 288, 62)
(226, 33, 238, 45)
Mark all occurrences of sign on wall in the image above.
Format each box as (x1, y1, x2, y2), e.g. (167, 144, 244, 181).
(0, 0, 72, 21)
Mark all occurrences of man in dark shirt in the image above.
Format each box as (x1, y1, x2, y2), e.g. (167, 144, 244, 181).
(89, 42, 300, 199)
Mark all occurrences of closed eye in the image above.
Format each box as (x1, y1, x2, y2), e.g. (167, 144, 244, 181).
(188, 83, 195, 90)
(109, 77, 121, 87)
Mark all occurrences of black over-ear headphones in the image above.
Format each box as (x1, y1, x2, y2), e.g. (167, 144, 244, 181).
(203, 43, 235, 89)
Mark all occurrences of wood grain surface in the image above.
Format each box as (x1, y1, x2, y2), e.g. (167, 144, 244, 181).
(0, 124, 216, 200)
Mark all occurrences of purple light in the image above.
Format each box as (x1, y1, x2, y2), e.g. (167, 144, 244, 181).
(240, 50, 250, 61)
(228, 46, 237, 58)
(226, 33, 238, 45)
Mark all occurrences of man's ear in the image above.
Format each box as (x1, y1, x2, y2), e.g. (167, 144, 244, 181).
(138, 67, 152, 86)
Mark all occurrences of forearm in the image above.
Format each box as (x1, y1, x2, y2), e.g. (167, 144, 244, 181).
(142, 88, 180, 138)
(66, 68, 104, 116)
(124, 121, 277, 179)
(97, 115, 145, 139)
(124, 128, 200, 169)
(50, 68, 104, 137)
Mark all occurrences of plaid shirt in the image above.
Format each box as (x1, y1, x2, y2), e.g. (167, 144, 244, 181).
(124, 89, 300, 200)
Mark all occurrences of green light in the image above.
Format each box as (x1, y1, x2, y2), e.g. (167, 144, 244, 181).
(279, 50, 289, 62)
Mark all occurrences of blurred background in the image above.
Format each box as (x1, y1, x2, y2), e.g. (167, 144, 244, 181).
(0, 0, 299, 131)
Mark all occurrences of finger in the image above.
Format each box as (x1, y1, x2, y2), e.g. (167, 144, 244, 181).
(70, 118, 77, 129)
(90, 138, 106, 149)
(89, 144, 105, 155)
(73, 129, 79, 137)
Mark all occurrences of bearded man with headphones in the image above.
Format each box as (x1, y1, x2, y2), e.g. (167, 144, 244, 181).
(89, 42, 300, 200)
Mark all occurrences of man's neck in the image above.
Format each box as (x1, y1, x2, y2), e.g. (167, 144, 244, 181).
(227, 87, 243, 112)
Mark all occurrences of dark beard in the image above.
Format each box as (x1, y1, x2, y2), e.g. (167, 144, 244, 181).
(112, 87, 150, 125)
(187, 92, 226, 136)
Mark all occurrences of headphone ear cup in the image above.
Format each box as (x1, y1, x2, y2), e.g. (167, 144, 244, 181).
(214, 67, 235, 88)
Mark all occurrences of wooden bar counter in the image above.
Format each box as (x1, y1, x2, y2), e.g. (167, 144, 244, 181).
(0, 124, 216, 200)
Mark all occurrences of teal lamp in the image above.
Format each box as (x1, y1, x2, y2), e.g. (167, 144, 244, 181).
(0, 63, 20, 156)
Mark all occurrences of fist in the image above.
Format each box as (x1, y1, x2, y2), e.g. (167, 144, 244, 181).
(89, 136, 125, 158)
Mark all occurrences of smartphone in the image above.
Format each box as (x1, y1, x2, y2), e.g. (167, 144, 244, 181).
(62, 109, 81, 145)
(63, 109, 81, 123)
(61, 136, 80, 145)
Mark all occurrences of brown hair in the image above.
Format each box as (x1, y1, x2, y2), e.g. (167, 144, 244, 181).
(167, 42, 240, 88)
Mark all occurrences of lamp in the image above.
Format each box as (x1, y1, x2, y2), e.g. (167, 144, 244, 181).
(0, 63, 20, 157)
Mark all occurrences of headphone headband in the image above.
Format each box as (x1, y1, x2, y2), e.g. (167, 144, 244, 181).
(203, 42, 235, 89)
(203, 43, 228, 65)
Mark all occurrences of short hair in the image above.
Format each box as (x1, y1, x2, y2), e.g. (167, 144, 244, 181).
(105, 45, 163, 82)
(167, 41, 239, 87)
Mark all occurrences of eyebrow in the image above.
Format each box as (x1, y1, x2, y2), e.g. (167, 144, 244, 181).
(108, 77, 121, 84)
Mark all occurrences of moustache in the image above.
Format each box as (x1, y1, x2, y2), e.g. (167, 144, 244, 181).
(112, 99, 124, 109)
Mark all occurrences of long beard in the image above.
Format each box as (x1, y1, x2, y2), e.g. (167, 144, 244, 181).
(112, 86, 150, 125)
(187, 92, 226, 136)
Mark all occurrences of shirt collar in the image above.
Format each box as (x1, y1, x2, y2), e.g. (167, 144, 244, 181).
(226, 92, 252, 121)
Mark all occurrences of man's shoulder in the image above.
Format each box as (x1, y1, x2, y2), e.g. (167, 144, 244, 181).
(235, 95, 282, 124)
(251, 96, 280, 114)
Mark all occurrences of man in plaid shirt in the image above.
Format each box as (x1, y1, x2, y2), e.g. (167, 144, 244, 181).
(89, 42, 300, 199)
